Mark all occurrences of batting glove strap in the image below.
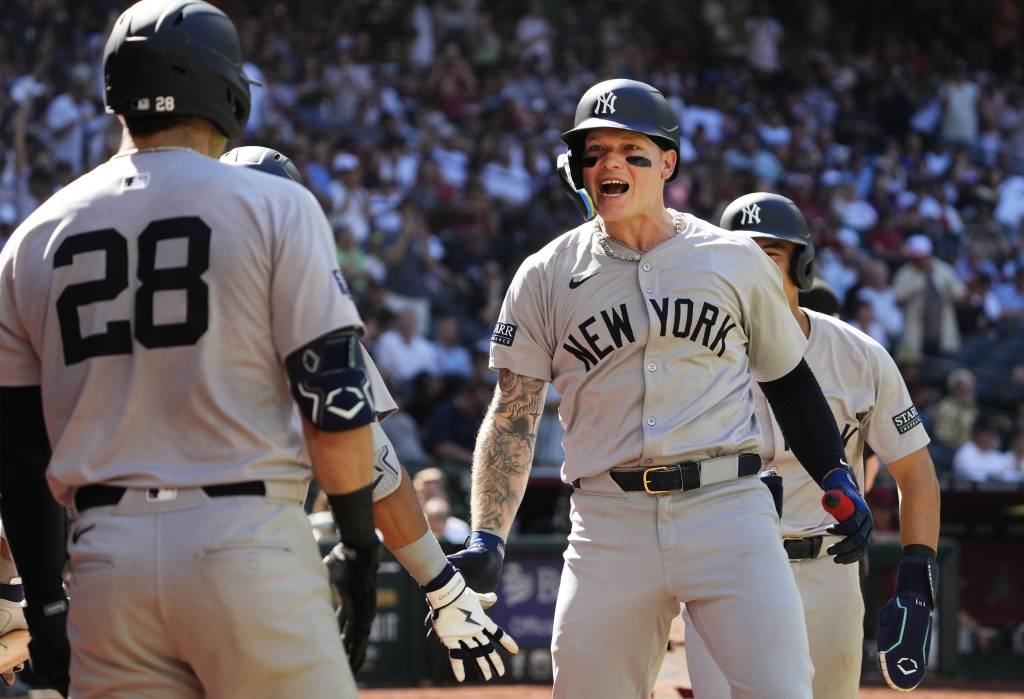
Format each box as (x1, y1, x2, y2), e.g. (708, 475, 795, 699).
(425, 572, 520, 683)
(425, 569, 468, 611)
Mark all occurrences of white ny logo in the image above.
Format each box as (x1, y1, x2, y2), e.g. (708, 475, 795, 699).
(594, 91, 617, 115)
(740, 203, 761, 225)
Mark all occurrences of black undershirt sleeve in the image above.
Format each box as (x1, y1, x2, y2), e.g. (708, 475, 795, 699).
(0, 386, 66, 607)
(758, 358, 848, 487)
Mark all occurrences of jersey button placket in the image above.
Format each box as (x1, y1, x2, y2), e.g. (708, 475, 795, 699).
(640, 257, 663, 459)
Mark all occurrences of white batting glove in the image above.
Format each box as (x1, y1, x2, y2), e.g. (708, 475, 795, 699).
(425, 570, 519, 682)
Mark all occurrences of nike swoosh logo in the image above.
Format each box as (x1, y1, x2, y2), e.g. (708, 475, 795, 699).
(71, 524, 96, 544)
(665, 125, 679, 132)
(569, 271, 598, 289)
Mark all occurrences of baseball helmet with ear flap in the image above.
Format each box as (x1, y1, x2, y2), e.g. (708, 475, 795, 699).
(557, 78, 680, 221)
(720, 192, 816, 291)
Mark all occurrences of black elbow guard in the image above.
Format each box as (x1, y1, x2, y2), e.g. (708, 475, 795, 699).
(285, 328, 374, 431)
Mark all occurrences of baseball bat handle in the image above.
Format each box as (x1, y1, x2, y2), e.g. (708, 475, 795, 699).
(822, 490, 855, 521)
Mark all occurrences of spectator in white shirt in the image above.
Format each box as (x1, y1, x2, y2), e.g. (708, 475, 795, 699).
(44, 68, 95, 174)
(941, 62, 980, 145)
(857, 260, 903, 340)
(953, 419, 1017, 483)
(819, 227, 863, 303)
(375, 308, 439, 381)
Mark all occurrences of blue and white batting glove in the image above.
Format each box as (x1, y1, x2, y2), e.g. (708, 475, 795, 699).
(424, 566, 519, 682)
(821, 468, 874, 564)
(878, 548, 938, 692)
(447, 530, 505, 593)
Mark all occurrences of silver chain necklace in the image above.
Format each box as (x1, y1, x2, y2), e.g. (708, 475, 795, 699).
(596, 210, 688, 262)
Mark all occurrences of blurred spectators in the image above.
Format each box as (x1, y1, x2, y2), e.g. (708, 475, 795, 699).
(374, 308, 438, 382)
(995, 267, 1024, 325)
(423, 496, 470, 546)
(891, 234, 966, 361)
(422, 377, 490, 474)
(930, 368, 979, 473)
(6, 0, 1024, 533)
(378, 382, 430, 472)
(953, 417, 1019, 483)
(432, 314, 473, 380)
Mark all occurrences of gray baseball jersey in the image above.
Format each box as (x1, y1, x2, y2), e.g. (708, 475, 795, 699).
(490, 211, 807, 480)
(755, 309, 931, 537)
(0, 149, 363, 505)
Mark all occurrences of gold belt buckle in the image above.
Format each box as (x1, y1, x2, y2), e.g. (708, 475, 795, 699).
(642, 466, 671, 495)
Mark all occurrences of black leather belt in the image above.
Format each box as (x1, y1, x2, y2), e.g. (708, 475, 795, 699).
(74, 481, 267, 512)
(606, 453, 760, 494)
(783, 536, 823, 561)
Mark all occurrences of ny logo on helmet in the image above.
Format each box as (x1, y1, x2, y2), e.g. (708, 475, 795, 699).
(740, 203, 761, 226)
(594, 91, 617, 115)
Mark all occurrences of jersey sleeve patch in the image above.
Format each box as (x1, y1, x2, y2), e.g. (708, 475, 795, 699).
(892, 405, 922, 434)
(491, 321, 518, 346)
(333, 269, 350, 295)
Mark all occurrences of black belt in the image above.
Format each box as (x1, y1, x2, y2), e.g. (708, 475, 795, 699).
(74, 481, 267, 512)
(606, 453, 760, 494)
(783, 536, 823, 561)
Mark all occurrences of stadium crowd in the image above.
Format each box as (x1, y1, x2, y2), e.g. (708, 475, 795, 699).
(3, 0, 1024, 528)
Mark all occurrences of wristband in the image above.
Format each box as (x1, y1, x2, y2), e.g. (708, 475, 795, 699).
(423, 562, 458, 593)
(327, 484, 378, 548)
(895, 555, 938, 607)
(902, 544, 936, 559)
(469, 530, 506, 558)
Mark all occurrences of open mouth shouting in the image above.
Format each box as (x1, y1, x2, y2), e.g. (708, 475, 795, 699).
(599, 179, 630, 198)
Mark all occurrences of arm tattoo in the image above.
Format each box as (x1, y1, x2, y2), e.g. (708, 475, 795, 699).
(471, 369, 546, 535)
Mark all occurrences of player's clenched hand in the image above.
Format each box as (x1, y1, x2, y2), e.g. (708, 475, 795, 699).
(821, 468, 874, 564)
(424, 569, 519, 682)
(446, 531, 505, 593)
(24, 599, 70, 697)
(324, 541, 381, 672)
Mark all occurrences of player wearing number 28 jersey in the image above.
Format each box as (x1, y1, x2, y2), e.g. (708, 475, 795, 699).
(0, 1, 379, 696)
(1, 149, 355, 500)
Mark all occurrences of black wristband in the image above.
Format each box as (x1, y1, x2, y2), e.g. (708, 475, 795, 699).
(327, 484, 378, 548)
(902, 544, 936, 559)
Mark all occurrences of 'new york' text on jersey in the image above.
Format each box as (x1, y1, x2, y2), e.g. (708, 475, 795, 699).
(490, 211, 807, 482)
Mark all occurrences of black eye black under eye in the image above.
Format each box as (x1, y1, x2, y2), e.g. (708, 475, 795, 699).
(581, 156, 598, 167)
(625, 156, 652, 167)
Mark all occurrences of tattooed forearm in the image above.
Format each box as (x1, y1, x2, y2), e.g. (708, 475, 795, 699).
(471, 369, 547, 535)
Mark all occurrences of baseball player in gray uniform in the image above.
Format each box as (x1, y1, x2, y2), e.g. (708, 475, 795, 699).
(223, 145, 519, 682)
(685, 193, 942, 697)
(0, 1, 383, 696)
(446, 78, 874, 699)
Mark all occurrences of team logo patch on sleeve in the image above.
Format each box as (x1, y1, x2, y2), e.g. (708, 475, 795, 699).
(332, 269, 350, 295)
(491, 322, 518, 346)
(892, 405, 922, 434)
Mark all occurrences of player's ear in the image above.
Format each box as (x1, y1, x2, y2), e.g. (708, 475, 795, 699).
(662, 148, 677, 181)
